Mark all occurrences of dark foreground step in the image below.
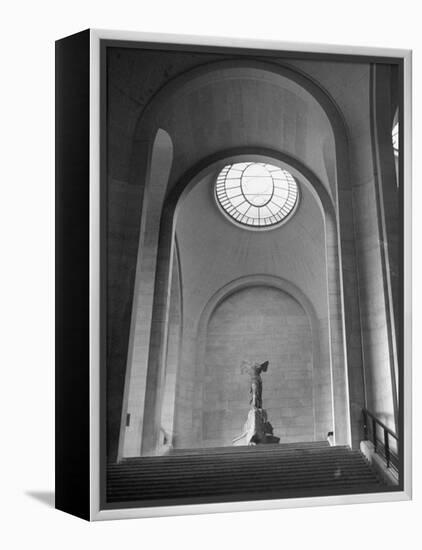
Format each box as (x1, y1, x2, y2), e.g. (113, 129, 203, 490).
(108, 457, 375, 478)
(107, 479, 385, 503)
(108, 470, 376, 486)
(108, 450, 367, 474)
(109, 476, 381, 495)
(108, 481, 383, 501)
(106, 442, 385, 504)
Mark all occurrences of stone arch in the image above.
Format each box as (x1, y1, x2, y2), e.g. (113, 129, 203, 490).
(140, 149, 352, 455)
(132, 58, 349, 150)
(179, 274, 331, 448)
(117, 128, 173, 460)
(197, 275, 320, 336)
(129, 59, 349, 199)
(116, 58, 366, 458)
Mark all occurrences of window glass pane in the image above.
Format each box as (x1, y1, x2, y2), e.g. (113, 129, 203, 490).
(215, 162, 298, 228)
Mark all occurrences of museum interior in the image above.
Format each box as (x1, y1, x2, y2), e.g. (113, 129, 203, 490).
(104, 46, 402, 503)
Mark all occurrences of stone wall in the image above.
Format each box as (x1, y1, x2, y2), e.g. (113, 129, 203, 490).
(199, 286, 317, 447)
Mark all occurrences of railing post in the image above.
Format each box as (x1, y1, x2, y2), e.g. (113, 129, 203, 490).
(361, 408, 398, 474)
(363, 410, 368, 440)
(372, 418, 377, 451)
(384, 430, 390, 468)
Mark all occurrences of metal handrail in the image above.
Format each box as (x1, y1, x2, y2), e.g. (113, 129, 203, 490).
(363, 408, 398, 439)
(362, 408, 399, 472)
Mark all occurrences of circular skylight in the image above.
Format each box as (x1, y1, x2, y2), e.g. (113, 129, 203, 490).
(215, 162, 299, 229)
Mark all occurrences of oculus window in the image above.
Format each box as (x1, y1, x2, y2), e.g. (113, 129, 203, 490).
(215, 162, 299, 229)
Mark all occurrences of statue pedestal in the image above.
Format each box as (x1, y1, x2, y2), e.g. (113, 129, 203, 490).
(233, 408, 280, 446)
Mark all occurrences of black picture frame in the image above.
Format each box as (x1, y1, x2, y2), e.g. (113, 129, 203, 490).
(55, 29, 412, 521)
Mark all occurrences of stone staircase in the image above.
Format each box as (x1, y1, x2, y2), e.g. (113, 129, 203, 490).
(107, 441, 388, 504)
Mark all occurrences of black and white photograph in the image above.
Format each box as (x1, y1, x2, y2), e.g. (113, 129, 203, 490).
(98, 35, 409, 512)
(3, 0, 421, 546)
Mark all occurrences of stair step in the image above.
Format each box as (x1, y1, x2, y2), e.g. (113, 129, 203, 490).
(109, 477, 380, 492)
(106, 442, 385, 503)
(108, 456, 368, 474)
(109, 482, 382, 501)
(108, 467, 379, 482)
(109, 448, 356, 469)
(116, 444, 348, 463)
(107, 485, 385, 502)
(108, 461, 373, 478)
(169, 441, 330, 455)
(109, 472, 379, 488)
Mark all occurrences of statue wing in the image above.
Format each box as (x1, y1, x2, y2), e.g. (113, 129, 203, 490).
(260, 361, 269, 372)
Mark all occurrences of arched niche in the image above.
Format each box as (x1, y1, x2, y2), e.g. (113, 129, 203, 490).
(137, 150, 352, 456)
(178, 275, 332, 449)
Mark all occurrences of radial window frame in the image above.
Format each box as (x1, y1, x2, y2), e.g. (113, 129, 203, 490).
(214, 162, 300, 230)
